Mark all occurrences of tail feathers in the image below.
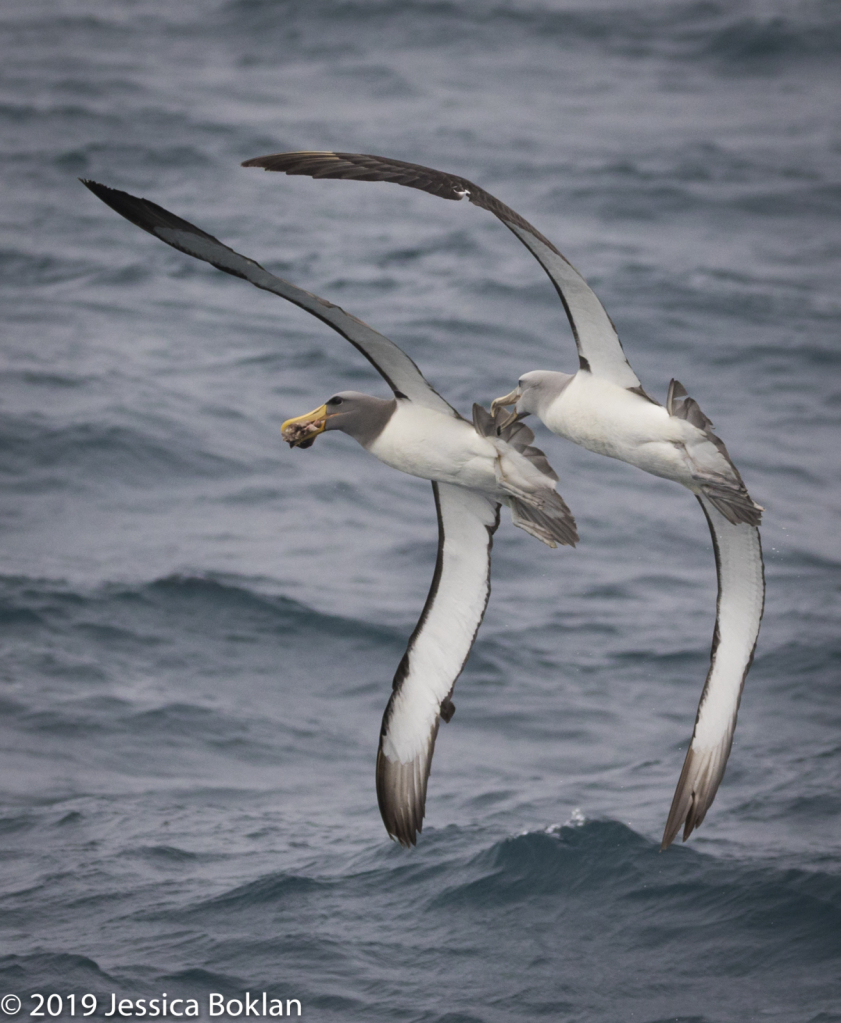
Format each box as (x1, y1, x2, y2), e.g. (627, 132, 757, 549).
(492, 439, 571, 509)
(699, 476, 764, 527)
(668, 380, 763, 527)
(512, 442, 558, 482)
(508, 495, 578, 548)
(471, 403, 576, 543)
(667, 379, 714, 433)
(472, 403, 559, 481)
(660, 740, 731, 850)
(497, 418, 535, 451)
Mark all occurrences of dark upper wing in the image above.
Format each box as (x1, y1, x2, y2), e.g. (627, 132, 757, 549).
(81, 180, 458, 416)
(377, 481, 500, 846)
(660, 496, 765, 849)
(242, 151, 641, 389)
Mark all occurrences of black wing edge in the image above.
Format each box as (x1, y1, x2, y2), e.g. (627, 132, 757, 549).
(659, 497, 765, 850)
(376, 481, 500, 847)
(80, 179, 458, 410)
(242, 151, 565, 258)
(80, 179, 243, 272)
(241, 152, 641, 381)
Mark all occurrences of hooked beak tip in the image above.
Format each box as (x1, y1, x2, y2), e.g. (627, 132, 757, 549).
(497, 409, 521, 430)
(281, 403, 329, 447)
(490, 387, 523, 423)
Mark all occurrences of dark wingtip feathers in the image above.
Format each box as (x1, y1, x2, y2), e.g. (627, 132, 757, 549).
(376, 747, 431, 848)
(81, 178, 162, 234)
(660, 743, 730, 851)
(376, 700, 441, 848)
(242, 150, 337, 170)
(240, 150, 564, 249)
(80, 178, 222, 248)
(242, 150, 471, 201)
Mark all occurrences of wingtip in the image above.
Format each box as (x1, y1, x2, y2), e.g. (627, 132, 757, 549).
(388, 822, 420, 849)
(241, 154, 273, 168)
(660, 742, 730, 850)
(77, 177, 143, 221)
(376, 746, 428, 850)
(241, 150, 336, 170)
(80, 178, 110, 198)
(384, 814, 421, 849)
(659, 819, 692, 852)
(79, 179, 156, 231)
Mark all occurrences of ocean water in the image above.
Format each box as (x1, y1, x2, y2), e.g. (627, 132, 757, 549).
(1, 1, 840, 1020)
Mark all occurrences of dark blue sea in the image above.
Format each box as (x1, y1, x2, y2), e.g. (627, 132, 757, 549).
(1, 1, 839, 1020)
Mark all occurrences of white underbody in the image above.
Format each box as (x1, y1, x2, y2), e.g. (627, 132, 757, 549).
(537, 372, 726, 490)
(368, 401, 553, 504)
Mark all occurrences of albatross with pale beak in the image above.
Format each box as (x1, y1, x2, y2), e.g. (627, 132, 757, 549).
(81, 179, 578, 847)
(241, 150, 765, 849)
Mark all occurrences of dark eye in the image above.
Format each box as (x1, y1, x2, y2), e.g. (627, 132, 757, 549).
(327, 396, 343, 406)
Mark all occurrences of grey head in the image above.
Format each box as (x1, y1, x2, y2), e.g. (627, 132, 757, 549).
(281, 391, 397, 450)
(491, 370, 573, 424)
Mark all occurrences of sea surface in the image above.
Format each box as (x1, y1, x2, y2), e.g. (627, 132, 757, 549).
(1, 1, 840, 1020)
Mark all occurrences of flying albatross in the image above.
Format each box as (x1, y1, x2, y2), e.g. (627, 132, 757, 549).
(241, 151, 766, 849)
(81, 179, 578, 847)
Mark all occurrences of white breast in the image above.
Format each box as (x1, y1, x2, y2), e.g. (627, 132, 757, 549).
(368, 403, 499, 491)
(542, 373, 698, 482)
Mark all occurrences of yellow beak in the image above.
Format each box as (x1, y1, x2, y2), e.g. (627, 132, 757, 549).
(281, 404, 329, 448)
(490, 386, 523, 429)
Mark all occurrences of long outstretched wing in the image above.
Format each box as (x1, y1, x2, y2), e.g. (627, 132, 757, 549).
(660, 497, 765, 849)
(377, 482, 500, 846)
(242, 151, 641, 389)
(81, 180, 458, 416)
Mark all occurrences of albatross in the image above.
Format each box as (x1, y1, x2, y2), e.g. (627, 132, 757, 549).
(81, 179, 578, 847)
(241, 151, 766, 848)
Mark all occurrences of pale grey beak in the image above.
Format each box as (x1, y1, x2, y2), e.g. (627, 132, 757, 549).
(490, 386, 523, 429)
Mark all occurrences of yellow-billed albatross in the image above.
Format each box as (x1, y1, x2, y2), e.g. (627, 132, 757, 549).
(81, 179, 578, 847)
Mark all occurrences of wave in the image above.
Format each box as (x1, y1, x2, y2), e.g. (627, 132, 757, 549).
(217, 0, 841, 71)
(441, 818, 839, 899)
(0, 413, 245, 491)
(130, 817, 841, 992)
(0, 572, 402, 647)
(7, 0, 837, 76)
(169, 816, 841, 920)
(0, 952, 116, 989)
(0, 248, 101, 288)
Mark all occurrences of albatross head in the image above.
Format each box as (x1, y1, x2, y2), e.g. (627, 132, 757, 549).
(491, 371, 573, 426)
(281, 391, 396, 450)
